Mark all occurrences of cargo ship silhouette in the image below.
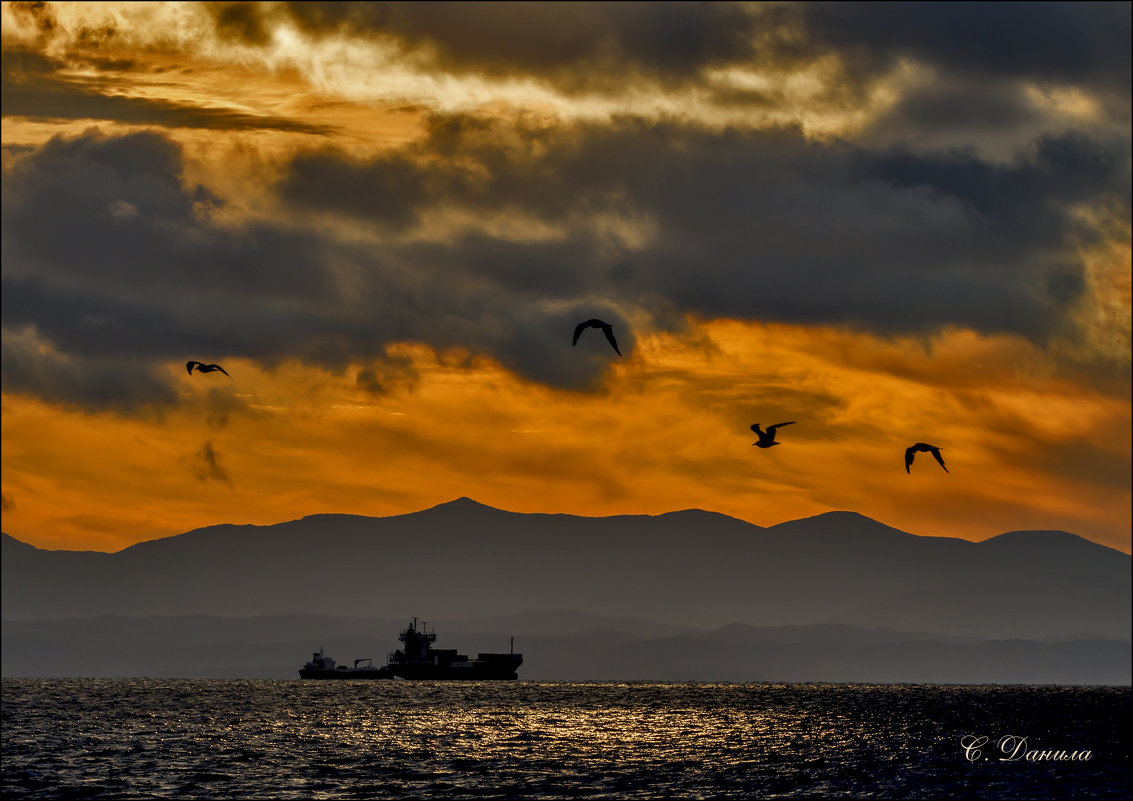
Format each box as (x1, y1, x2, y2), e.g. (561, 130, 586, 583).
(299, 618, 522, 680)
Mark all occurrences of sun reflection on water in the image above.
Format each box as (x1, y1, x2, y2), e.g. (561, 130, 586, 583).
(3, 680, 1128, 799)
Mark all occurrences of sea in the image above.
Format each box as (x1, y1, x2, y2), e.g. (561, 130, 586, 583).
(2, 680, 1129, 799)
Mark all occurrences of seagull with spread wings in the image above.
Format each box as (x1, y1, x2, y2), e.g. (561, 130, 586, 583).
(905, 443, 948, 473)
(572, 318, 622, 356)
(751, 422, 795, 448)
(186, 361, 231, 378)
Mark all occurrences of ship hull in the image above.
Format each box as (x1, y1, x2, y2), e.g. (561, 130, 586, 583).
(387, 657, 522, 681)
(298, 667, 392, 680)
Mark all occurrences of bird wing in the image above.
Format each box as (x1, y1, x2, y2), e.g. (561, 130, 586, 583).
(931, 448, 949, 472)
(602, 326, 622, 356)
(905, 447, 914, 473)
(750, 424, 760, 434)
(186, 361, 199, 374)
(771, 422, 796, 430)
(572, 322, 587, 346)
(216, 365, 231, 378)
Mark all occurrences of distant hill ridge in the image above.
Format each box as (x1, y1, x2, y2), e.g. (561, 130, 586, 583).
(1, 500, 1110, 554)
(3, 499, 1128, 642)
(4, 611, 1129, 683)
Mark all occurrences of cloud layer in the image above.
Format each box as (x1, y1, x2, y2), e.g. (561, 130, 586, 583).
(3, 111, 1127, 408)
(1, 2, 1128, 552)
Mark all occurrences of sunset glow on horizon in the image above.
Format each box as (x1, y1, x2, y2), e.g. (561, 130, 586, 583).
(2, 2, 1129, 553)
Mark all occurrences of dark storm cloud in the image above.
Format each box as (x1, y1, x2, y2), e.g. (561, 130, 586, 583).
(276, 1, 762, 91)
(280, 115, 1128, 339)
(2, 111, 1128, 411)
(0, 48, 337, 135)
(0, 128, 629, 407)
(776, 3, 1132, 143)
(1, 325, 178, 412)
(1, 130, 363, 409)
(794, 1, 1132, 94)
(856, 78, 1050, 148)
(278, 149, 450, 228)
(0, 130, 338, 304)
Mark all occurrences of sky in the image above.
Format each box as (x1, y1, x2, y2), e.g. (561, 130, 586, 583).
(1, 1, 1130, 554)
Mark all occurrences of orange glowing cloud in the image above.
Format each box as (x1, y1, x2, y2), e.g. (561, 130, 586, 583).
(2, 321, 1128, 553)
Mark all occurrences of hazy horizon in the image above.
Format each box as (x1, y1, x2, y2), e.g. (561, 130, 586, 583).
(4, 609, 1130, 684)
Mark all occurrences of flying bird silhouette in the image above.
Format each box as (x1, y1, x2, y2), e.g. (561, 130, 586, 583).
(572, 318, 622, 356)
(905, 443, 948, 473)
(186, 361, 231, 378)
(751, 422, 795, 448)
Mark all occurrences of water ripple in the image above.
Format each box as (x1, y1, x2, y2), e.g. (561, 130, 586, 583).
(2, 681, 1129, 799)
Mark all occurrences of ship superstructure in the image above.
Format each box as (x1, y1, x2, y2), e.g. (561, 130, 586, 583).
(298, 648, 392, 679)
(387, 618, 522, 680)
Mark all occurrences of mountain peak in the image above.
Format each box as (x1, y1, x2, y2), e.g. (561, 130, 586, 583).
(768, 510, 915, 540)
(656, 508, 757, 527)
(980, 529, 1128, 556)
(806, 510, 885, 525)
(423, 497, 502, 514)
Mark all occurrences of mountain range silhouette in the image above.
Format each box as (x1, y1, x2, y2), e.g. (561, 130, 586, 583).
(3, 499, 1127, 641)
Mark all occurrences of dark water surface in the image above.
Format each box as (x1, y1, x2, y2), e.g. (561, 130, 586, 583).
(3, 680, 1129, 799)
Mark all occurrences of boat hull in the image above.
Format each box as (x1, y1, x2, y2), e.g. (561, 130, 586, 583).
(387, 654, 522, 681)
(298, 667, 392, 680)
